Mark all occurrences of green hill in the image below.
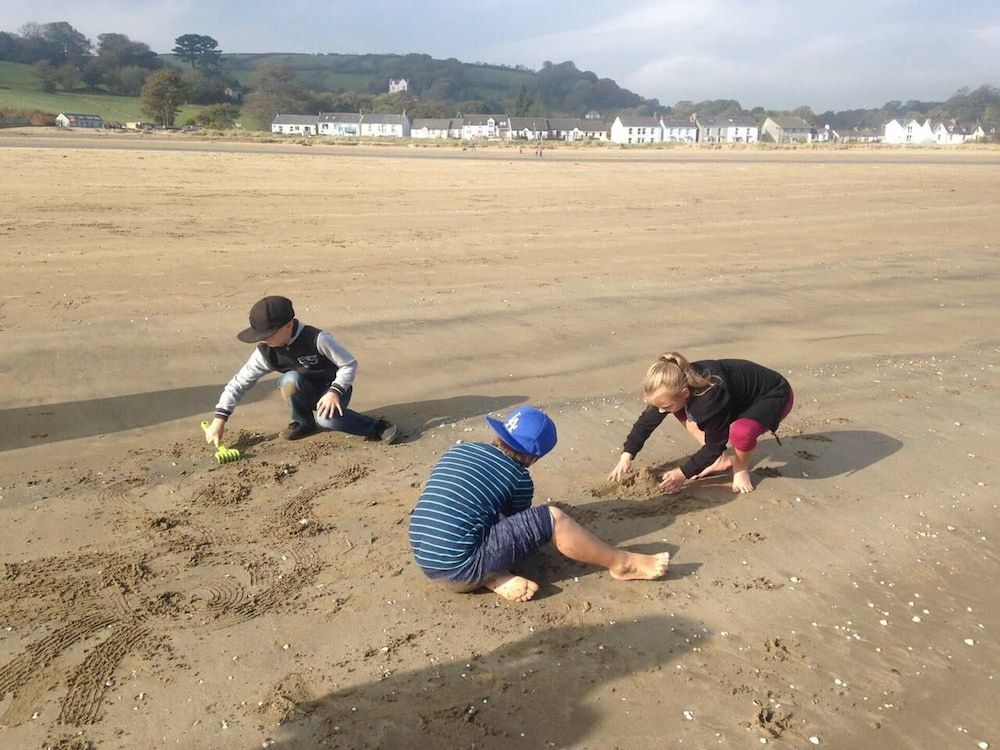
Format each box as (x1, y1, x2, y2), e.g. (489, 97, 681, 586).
(0, 60, 199, 123)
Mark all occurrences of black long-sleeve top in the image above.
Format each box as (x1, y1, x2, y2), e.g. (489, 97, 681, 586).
(622, 359, 791, 478)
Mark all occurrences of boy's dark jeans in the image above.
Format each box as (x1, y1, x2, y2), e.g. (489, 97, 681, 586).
(278, 371, 378, 437)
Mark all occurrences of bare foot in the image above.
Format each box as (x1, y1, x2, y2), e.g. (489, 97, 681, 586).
(732, 469, 755, 493)
(610, 551, 670, 581)
(485, 572, 539, 602)
(694, 453, 732, 479)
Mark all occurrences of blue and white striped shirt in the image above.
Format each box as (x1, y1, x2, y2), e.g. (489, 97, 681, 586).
(409, 442, 534, 572)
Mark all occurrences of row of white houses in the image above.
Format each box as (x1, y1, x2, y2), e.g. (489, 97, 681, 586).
(271, 111, 989, 146)
(883, 118, 987, 144)
(271, 112, 610, 141)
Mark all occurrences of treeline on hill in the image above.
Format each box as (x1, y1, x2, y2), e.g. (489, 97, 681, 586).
(1, 21, 998, 134)
(231, 56, 659, 128)
(0, 22, 240, 127)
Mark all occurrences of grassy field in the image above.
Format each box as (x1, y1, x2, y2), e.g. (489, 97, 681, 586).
(0, 61, 201, 123)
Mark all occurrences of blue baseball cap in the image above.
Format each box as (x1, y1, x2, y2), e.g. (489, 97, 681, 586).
(485, 406, 558, 458)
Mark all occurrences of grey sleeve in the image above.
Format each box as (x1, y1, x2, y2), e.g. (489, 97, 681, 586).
(213, 348, 273, 420)
(316, 331, 358, 396)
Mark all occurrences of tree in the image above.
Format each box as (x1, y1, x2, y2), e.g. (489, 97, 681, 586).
(510, 83, 534, 116)
(40, 22, 91, 66)
(95, 33, 160, 70)
(0, 31, 23, 62)
(791, 105, 817, 125)
(195, 103, 240, 129)
(242, 63, 308, 130)
(172, 34, 221, 73)
(141, 68, 188, 126)
(34, 60, 58, 92)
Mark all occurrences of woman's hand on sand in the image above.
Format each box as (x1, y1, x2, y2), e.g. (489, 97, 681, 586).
(608, 453, 634, 482)
(204, 418, 225, 447)
(659, 468, 686, 494)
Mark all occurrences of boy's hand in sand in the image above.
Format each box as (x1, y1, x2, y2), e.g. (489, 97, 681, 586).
(204, 418, 225, 447)
(316, 391, 343, 419)
(659, 468, 686, 494)
(608, 452, 634, 482)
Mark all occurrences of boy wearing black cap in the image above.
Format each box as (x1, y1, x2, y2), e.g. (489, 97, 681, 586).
(204, 295, 398, 446)
(409, 406, 670, 602)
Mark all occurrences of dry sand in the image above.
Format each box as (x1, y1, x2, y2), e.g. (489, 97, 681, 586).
(1, 130, 998, 749)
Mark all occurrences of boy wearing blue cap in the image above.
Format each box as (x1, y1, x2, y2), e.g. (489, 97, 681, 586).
(409, 406, 670, 602)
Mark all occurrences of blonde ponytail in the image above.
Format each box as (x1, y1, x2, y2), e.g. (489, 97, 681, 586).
(642, 352, 716, 396)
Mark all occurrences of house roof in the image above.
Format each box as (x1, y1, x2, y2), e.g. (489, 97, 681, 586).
(698, 116, 758, 128)
(272, 114, 318, 125)
(318, 112, 362, 123)
(661, 118, 696, 128)
(615, 116, 661, 127)
(411, 118, 453, 129)
(768, 116, 811, 130)
(362, 114, 409, 125)
(463, 114, 497, 126)
(508, 117, 549, 131)
(60, 113, 103, 120)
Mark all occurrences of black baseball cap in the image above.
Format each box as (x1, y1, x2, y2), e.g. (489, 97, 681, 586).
(237, 296, 295, 343)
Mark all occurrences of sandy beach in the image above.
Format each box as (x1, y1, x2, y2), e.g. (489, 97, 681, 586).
(1, 130, 998, 749)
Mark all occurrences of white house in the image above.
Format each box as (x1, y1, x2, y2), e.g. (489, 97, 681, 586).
(448, 118, 464, 139)
(576, 120, 608, 141)
(545, 118, 606, 141)
(359, 113, 411, 138)
(760, 116, 812, 144)
(318, 112, 361, 137)
(831, 127, 881, 143)
(660, 117, 698, 142)
(696, 115, 758, 143)
(883, 118, 935, 144)
(271, 114, 318, 135)
(461, 114, 506, 140)
(388, 78, 409, 93)
(931, 120, 984, 144)
(609, 115, 663, 144)
(56, 113, 104, 129)
(411, 118, 453, 139)
(507, 117, 549, 140)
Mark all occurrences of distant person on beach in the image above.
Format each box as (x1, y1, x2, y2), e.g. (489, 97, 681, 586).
(608, 353, 793, 494)
(410, 406, 670, 602)
(204, 295, 398, 446)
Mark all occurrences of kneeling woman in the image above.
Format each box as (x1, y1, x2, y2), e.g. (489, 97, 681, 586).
(608, 353, 793, 494)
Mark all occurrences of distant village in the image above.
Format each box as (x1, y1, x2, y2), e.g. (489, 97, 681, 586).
(267, 111, 989, 145)
(53, 77, 991, 146)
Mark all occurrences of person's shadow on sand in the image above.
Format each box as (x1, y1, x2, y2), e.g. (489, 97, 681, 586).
(263, 614, 697, 750)
(0, 384, 272, 452)
(764, 429, 903, 481)
(0, 389, 528, 452)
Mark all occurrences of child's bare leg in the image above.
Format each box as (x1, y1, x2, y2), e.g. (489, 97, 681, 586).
(484, 572, 539, 602)
(549, 507, 669, 581)
(731, 449, 754, 493)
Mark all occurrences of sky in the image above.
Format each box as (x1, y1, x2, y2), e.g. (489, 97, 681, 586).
(3, 0, 999, 111)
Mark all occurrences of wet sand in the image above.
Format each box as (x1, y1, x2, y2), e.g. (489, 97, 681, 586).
(1, 131, 998, 749)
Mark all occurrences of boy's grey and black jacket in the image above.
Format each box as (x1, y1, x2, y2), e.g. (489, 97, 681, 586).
(622, 359, 791, 478)
(213, 322, 359, 421)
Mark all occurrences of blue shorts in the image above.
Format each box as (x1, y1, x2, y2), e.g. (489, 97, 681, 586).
(421, 506, 554, 590)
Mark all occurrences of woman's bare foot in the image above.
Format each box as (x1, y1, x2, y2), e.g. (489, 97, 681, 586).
(694, 453, 733, 480)
(485, 572, 540, 602)
(610, 551, 670, 581)
(732, 469, 755, 493)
